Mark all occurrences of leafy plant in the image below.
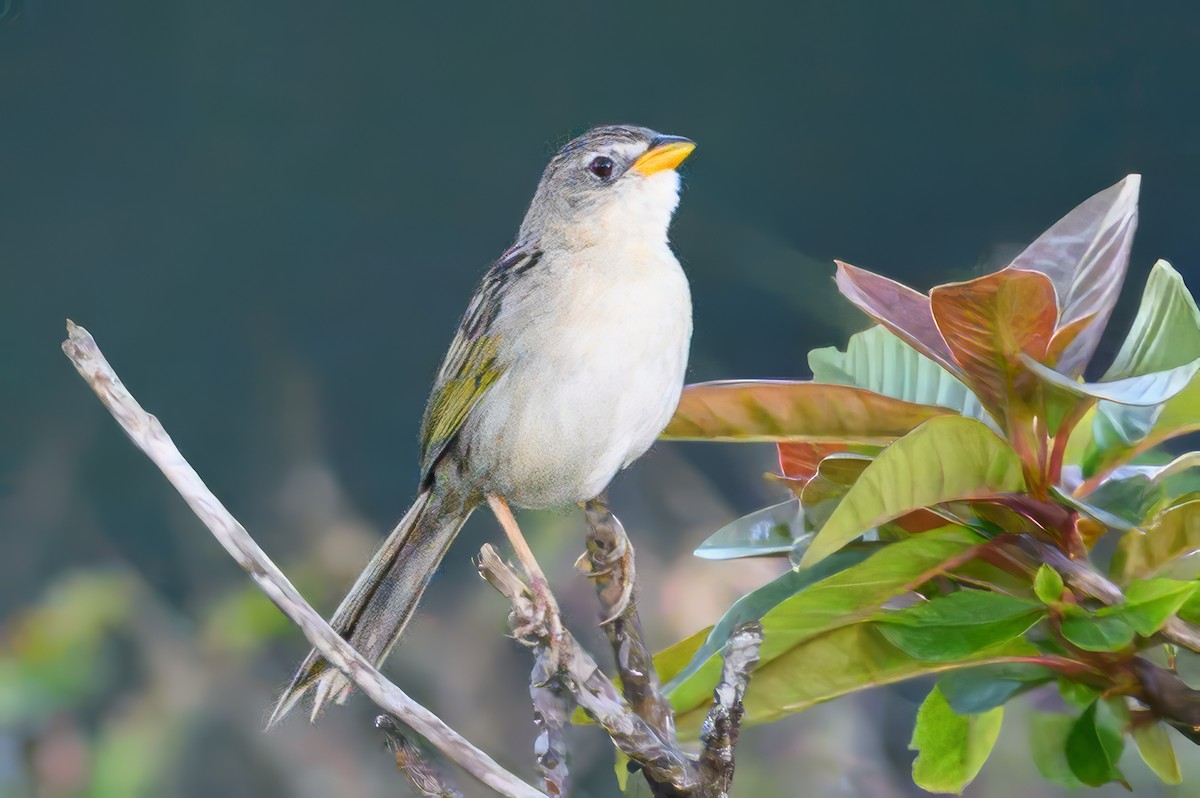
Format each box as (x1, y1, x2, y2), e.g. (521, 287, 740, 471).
(660, 175, 1200, 793)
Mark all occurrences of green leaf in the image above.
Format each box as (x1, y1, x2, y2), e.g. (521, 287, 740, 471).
(662, 546, 878, 713)
(1105, 260, 1200, 380)
(909, 685, 1004, 795)
(1066, 700, 1126, 787)
(1113, 500, 1200, 582)
(937, 663, 1054, 715)
(1034, 565, 1064, 604)
(1179, 589, 1200, 625)
(1102, 578, 1199, 636)
(652, 626, 712, 685)
(877, 591, 1045, 661)
(1084, 261, 1200, 473)
(672, 623, 1038, 738)
(808, 324, 989, 423)
(663, 527, 982, 716)
(1009, 174, 1140, 377)
(796, 453, 873, 534)
(1021, 353, 1200, 407)
(1030, 713, 1085, 788)
(799, 416, 1025, 568)
(1051, 485, 1139, 534)
(694, 500, 802, 560)
(834, 261, 962, 375)
(663, 380, 951, 444)
(929, 268, 1057, 413)
(1060, 606, 1136, 652)
(1072, 468, 1157, 526)
(1132, 720, 1182, 784)
(1057, 677, 1102, 709)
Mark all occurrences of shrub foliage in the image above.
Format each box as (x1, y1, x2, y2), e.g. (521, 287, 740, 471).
(661, 175, 1200, 792)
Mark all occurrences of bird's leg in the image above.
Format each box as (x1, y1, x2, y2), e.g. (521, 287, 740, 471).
(577, 495, 635, 623)
(487, 496, 563, 649)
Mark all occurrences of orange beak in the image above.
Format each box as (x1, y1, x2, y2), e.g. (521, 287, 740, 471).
(630, 135, 696, 176)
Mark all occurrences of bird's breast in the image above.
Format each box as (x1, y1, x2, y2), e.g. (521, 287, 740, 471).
(464, 243, 692, 508)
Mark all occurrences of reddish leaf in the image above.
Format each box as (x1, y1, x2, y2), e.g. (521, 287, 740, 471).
(663, 381, 953, 444)
(930, 269, 1058, 412)
(892, 509, 949, 534)
(835, 261, 961, 376)
(1009, 175, 1140, 377)
(778, 442, 850, 480)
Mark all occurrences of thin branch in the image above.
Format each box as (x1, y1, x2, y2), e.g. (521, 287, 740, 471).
(376, 715, 463, 798)
(61, 321, 546, 798)
(697, 622, 762, 798)
(529, 654, 572, 796)
(579, 498, 680, 746)
(479, 545, 699, 794)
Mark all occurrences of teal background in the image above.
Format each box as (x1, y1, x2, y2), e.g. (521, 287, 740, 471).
(3, 2, 1199, 796)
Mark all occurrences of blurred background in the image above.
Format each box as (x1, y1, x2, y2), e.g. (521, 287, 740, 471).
(3, 2, 1200, 796)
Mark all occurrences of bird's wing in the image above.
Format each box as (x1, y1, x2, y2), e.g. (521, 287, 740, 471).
(418, 243, 543, 480)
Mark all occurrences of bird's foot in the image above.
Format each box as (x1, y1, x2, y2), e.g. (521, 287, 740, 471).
(511, 574, 565, 655)
(576, 501, 635, 623)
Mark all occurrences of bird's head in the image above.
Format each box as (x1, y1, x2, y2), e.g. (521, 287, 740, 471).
(520, 125, 695, 246)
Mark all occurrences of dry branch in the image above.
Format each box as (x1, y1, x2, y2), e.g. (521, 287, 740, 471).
(697, 622, 762, 798)
(579, 499, 679, 747)
(478, 545, 700, 794)
(376, 715, 464, 798)
(529, 654, 573, 796)
(61, 321, 546, 798)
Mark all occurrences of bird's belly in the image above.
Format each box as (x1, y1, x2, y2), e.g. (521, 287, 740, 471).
(463, 271, 691, 508)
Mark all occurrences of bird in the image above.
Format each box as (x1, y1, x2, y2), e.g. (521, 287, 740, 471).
(268, 124, 695, 725)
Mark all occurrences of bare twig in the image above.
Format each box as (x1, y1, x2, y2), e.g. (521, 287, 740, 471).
(376, 715, 463, 798)
(61, 321, 546, 798)
(529, 654, 572, 796)
(479, 545, 700, 794)
(579, 498, 679, 746)
(697, 622, 762, 798)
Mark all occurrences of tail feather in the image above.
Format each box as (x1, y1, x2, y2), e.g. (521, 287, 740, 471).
(267, 487, 472, 727)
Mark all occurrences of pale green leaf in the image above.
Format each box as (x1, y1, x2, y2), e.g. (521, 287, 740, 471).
(663, 527, 982, 716)
(910, 685, 1003, 795)
(809, 324, 989, 423)
(1132, 720, 1182, 784)
(1101, 578, 1199, 636)
(1030, 713, 1085, 788)
(800, 416, 1025, 568)
(694, 500, 802, 560)
(1034, 565, 1064, 604)
(672, 624, 1038, 739)
(1112, 499, 1200, 582)
(1084, 261, 1200, 472)
(1105, 260, 1200, 380)
(1022, 353, 1200, 407)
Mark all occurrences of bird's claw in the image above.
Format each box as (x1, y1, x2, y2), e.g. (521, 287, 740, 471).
(511, 575, 565, 656)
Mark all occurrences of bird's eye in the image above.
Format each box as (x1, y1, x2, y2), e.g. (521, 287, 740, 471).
(588, 156, 615, 179)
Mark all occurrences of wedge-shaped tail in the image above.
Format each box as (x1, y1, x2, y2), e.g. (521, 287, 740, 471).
(267, 486, 473, 727)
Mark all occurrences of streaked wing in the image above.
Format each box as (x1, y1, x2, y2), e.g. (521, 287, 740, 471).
(418, 243, 543, 479)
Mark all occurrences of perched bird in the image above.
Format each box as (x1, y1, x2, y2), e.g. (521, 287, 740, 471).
(269, 124, 695, 725)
